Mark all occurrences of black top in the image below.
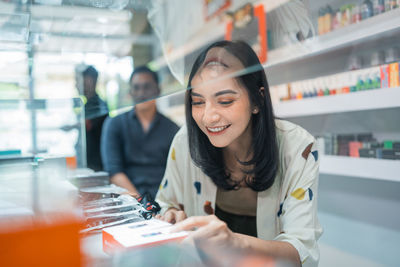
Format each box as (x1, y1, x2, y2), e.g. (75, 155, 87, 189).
(215, 205, 257, 237)
(101, 109, 179, 198)
(84, 94, 108, 171)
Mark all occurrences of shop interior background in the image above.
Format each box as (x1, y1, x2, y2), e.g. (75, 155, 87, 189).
(1, 0, 400, 266)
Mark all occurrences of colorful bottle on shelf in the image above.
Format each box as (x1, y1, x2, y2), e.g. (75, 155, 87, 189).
(373, 0, 386, 15)
(332, 9, 341, 30)
(361, 0, 374, 20)
(340, 5, 351, 27)
(318, 7, 326, 35)
(356, 75, 364, 90)
(380, 64, 390, 88)
(352, 4, 362, 23)
(389, 62, 399, 87)
(390, 0, 399, 9)
(372, 71, 382, 88)
(385, 0, 392, 11)
(324, 5, 333, 34)
(365, 74, 374, 89)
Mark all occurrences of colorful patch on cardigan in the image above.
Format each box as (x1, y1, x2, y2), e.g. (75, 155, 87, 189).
(291, 188, 313, 201)
(203, 201, 214, 215)
(291, 188, 306, 200)
(302, 143, 313, 160)
(277, 202, 283, 217)
(308, 188, 313, 201)
(171, 148, 176, 160)
(194, 181, 201, 194)
(159, 179, 168, 190)
(311, 150, 318, 161)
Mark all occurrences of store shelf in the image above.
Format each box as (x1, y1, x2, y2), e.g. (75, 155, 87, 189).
(150, 0, 290, 70)
(320, 155, 400, 182)
(273, 87, 400, 118)
(152, 7, 400, 71)
(265, 8, 400, 69)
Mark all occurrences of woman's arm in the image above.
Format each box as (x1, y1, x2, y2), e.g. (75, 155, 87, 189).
(171, 215, 301, 266)
(236, 232, 301, 266)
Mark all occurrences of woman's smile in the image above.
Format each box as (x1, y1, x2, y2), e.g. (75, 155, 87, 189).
(206, 124, 231, 135)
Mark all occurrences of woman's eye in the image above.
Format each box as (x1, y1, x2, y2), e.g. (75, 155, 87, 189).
(219, 100, 234, 105)
(192, 101, 204, 106)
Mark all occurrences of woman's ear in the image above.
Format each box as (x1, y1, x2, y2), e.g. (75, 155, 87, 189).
(252, 106, 259, 114)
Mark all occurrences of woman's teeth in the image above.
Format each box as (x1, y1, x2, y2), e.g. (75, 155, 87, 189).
(207, 125, 229, 132)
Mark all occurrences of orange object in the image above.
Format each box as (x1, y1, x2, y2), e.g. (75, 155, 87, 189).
(342, 86, 350, 93)
(225, 4, 267, 63)
(349, 142, 363, 158)
(389, 62, 399, 88)
(66, 156, 77, 169)
(0, 216, 83, 267)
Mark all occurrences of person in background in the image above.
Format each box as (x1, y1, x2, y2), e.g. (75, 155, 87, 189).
(101, 66, 179, 199)
(79, 65, 108, 171)
(63, 65, 108, 171)
(156, 41, 322, 267)
(79, 66, 109, 121)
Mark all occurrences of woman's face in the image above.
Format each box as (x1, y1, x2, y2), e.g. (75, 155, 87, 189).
(190, 47, 255, 149)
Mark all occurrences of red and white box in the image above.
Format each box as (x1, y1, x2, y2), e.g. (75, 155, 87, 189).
(102, 219, 188, 254)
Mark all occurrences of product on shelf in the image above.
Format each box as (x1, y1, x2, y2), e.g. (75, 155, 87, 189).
(316, 133, 400, 160)
(317, 0, 396, 36)
(270, 58, 400, 103)
(361, 0, 374, 20)
(373, 0, 386, 15)
(389, 62, 400, 87)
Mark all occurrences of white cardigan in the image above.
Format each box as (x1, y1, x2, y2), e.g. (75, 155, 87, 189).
(156, 120, 323, 266)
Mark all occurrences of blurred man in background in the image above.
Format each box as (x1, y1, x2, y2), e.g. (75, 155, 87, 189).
(101, 66, 179, 199)
(74, 65, 108, 171)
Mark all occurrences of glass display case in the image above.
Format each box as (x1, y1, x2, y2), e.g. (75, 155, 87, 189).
(0, 98, 86, 167)
(1, 0, 400, 266)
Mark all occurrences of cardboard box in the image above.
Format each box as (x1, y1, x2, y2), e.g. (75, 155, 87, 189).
(102, 219, 188, 253)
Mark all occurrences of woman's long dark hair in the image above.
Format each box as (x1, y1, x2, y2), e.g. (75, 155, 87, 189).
(185, 40, 278, 191)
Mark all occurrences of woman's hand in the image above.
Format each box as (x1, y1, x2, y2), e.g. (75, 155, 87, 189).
(155, 208, 187, 224)
(170, 215, 243, 250)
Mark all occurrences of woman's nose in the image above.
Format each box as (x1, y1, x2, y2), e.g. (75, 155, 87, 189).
(203, 103, 220, 124)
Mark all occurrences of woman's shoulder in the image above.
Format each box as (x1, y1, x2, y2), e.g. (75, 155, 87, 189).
(275, 119, 315, 151)
(170, 125, 190, 149)
(174, 124, 188, 139)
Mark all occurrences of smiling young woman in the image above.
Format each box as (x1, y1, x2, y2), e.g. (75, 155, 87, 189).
(156, 40, 322, 267)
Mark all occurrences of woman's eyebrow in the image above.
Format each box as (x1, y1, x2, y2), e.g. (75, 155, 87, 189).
(191, 91, 204, 97)
(215, 89, 238, 97)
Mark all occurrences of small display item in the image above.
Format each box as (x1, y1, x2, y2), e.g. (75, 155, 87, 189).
(359, 148, 376, 158)
(78, 186, 160, 234)
(382, 149, 396, 160)
(102, 219, 188, 253)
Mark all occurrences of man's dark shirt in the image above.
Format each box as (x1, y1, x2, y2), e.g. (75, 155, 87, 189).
(101, 109, 179, 199)
(85, 94, 108, 171)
